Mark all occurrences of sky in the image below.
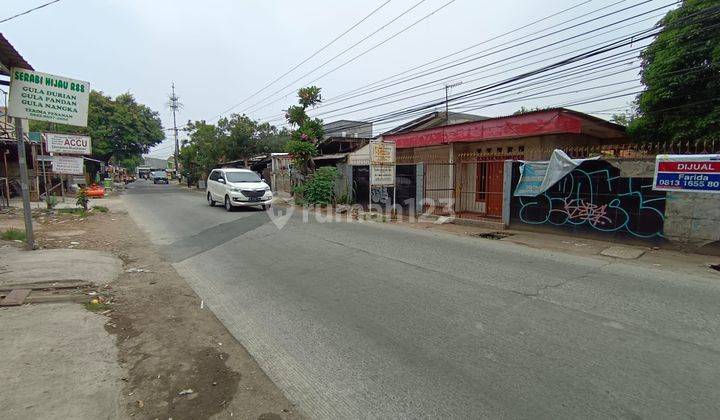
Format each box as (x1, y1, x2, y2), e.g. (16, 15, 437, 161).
(1, 0, 675, 158)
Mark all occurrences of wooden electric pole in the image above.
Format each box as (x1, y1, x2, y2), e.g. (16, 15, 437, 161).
(169, 83, 181, 182)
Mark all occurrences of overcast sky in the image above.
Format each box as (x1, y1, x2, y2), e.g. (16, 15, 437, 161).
(2, 0, 674, 158)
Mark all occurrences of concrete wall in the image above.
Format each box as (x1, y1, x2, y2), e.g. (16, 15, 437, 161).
(509, 157, 720, 247)
(606, 158, 720, 245)
(664, 192, 720, 245)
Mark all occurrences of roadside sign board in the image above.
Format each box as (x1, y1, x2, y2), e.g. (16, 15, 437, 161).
(45, 132, 92, 154)
(52, 156, 84, 175)
(370, 140, 396, 165)
(369, 139, 396, 186)
(370, 164, 396, 185)
(8, 68, 90, 127)
(653, 154, 720, 193)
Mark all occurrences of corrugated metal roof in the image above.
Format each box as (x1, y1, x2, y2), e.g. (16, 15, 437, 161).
(313, 153, 348, 161)
(0, 33, 33, 74)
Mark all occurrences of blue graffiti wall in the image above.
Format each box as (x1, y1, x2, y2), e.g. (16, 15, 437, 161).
(510, 161, 666, 239)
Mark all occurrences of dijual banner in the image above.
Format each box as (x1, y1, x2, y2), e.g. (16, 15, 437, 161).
(514, 149, 596, 197)
(653, 154, 720, 193)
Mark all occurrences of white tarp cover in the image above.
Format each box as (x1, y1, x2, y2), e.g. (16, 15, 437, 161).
(514, 149, 597, 197)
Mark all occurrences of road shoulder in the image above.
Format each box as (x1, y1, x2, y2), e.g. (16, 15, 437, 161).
(1, 198, 300, 419)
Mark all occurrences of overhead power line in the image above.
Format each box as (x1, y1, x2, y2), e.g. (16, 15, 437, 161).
(250, 0, 667, 120)
(0, 0, 61, 24)
(240, 0, 458, 117)
(256, 7, 667, 122)
(296, 9, 720, 135)
(172, 0, 665, 133)
(323, 0, 618, 105)
(313, 0, 666, 113)
(293, 4, 685, 124)
(209, 0, 392, 119)
(213, 0, 430, 121)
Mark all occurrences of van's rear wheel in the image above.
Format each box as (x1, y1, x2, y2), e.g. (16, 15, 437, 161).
(207, 192, 215, 206)
(224, 196, 233, 212)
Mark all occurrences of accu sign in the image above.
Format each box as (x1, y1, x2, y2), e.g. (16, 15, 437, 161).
(45, 132, 92, 155)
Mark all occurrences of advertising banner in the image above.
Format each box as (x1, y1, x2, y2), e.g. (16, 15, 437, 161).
(8, 68, 90, 127)
(52, 156, 84, 175)
(45, 133, 92, 154)
(653, 154, 720, 193)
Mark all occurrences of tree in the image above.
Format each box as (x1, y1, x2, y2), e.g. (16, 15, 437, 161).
(182, 120, 223, 178)
(180, 116, 290, 182)
(610, 113, 631, 126)
(628, 0, 720, 144)
(284, 86, 324, 176)
(30, 91, 165, 164)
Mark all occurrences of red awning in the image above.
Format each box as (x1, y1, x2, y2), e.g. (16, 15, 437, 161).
(385, 109, 619, 149)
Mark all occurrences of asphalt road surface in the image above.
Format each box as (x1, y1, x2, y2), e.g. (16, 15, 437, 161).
(123, 180, 720, 419)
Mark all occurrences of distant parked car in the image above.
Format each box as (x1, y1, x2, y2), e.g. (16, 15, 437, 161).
(206, 168, 272, 211)
(151, 171, 169, 184)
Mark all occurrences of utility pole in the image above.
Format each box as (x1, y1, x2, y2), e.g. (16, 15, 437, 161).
(14, 117, 34, 249)
(444, 81, 463, 123)
(169, 83, 181, 182)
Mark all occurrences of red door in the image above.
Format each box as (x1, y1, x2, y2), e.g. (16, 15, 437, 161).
(485, 161, 504, 217)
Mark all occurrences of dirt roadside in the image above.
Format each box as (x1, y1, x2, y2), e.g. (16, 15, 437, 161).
(25, 204, 301, 420)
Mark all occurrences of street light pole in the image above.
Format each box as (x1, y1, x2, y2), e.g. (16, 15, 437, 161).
(170, 83, 180, 182)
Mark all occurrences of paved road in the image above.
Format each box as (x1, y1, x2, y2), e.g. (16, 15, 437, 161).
(123, 181, 720, 419)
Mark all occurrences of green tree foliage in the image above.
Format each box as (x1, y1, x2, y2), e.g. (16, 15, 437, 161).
(180, 116, 290, 181)
(284, 86, 324, 175)
(610, 113, 631, 126)
(628, 0, 720, 144)
(76, 187, 89, 211)
(30, 91, 164, 164)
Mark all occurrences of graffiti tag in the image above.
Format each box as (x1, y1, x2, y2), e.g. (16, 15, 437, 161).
(513, 161, 666, 239)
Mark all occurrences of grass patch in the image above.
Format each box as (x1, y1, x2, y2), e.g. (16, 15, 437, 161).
(92, 205, 109, 213)
(1, 228, 26, 241)
(57, 207, 88, 217)
(84, 301, 111, 312)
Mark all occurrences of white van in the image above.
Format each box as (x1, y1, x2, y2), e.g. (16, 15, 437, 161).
(206, 168, 272, 211)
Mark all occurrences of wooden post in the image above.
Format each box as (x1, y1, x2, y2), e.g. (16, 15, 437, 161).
(2, 149, 10, 206)
(14, 117, 34, 249)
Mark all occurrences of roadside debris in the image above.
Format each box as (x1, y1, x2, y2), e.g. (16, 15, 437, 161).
(335, 204, 351, 214)
(434, 216, 453, 224)
(125, 267, 150, 273)
(474, 232, 512, 240)
(178, 388, 195, 396)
